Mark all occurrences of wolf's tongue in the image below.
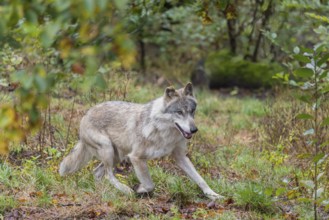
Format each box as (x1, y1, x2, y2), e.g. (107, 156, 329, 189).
(183, 131, 193, 139)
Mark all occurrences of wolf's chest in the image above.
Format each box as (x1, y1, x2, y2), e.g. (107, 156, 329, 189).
(145, 145, 175, 159)
(143, 131, 184, 159)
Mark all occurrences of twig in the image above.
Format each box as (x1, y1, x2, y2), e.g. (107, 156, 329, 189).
(39, 106, 48, 154)
(65, 96, 76, 148)
(48, 95, 53, 147)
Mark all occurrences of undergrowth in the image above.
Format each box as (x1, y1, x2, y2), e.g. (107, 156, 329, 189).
(0, 79, 319, 219)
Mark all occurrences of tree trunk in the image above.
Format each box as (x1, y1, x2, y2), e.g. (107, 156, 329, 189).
(252, 0, 273, 62)
(227, 19, 236, 55)
(139, 38, 145, 72)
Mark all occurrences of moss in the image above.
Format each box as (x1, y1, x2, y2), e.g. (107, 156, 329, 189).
(206, 50, 283, 88)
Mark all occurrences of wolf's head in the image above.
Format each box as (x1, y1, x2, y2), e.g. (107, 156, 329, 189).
(163, 83, 198, 139)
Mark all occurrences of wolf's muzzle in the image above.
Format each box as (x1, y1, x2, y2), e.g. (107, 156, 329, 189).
(190, 127, 198, 134)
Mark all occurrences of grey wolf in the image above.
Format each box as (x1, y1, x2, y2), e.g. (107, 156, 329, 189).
(59, 83, 221, 200)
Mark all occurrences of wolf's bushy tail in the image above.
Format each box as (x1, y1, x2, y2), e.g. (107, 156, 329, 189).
(59, 141, 92, 176)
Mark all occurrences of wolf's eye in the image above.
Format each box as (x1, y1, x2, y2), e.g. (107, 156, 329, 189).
(176, 111, 183, 115)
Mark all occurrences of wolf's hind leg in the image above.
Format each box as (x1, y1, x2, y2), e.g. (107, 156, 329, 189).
(105, 168, 134, 194)
(129, 156, 155, 194)
(87, 131, 133, 195)
(93, 163, 105, 181)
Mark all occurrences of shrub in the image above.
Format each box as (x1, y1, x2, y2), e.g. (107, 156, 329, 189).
(205, 50, 282, 89)
(260, 92, 329, 155)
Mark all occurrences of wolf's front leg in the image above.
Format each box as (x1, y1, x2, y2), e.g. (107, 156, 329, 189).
(129, 156, 155, 194)
(172, 148, 223, 201)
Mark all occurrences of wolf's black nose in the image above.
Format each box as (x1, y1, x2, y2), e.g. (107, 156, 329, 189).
(190, 127, 198, 134)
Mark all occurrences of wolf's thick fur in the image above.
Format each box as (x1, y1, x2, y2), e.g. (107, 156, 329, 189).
(59, 83, 221, 200)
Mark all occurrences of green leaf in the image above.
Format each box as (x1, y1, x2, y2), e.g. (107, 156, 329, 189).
(297, 95, 311, 104)
(322, 117, 329, 126)
(322, 86, 329, 94)
(294, 68, 314, 78)
(319, 70, 328, 79)
(26, 9, 38, 23)
(293, 54, 310, 63)
(300, 47, 313, 54)
(297, 153, 312, 159)
(301, 180, 315, 189)
(272, 73, 284, 79)
(11, 70, 25, 82)
(318, 53, 329, 66)
(35, 75, 48, 92)
(320, 140, 329, 148)
(276, 188, 286, 197)
(313, 153, 325, 163)
(303, 128, 314, 136)
(29, 106, 40, 124)
(114, 0, 128, 11)
(97, 0, 107, 10)
(219, 0, 230, 9)
(317, 154, 327, 165)
(23, 76, 34, 89)
(296, 113, 313, 120)
(83, 0, 95, 14)
(297, 197, 312, 203)
(40, 22, 60, 48)
(94, 74, 107, 89)
(315, 44, 326, 54)
(8, 6, 21, 27)
(264, 188, 273, 196)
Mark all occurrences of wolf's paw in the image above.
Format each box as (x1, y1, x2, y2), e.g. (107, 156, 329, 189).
(205, 192, 225, 201)
(133, 184, 155, 195)
(133, 184, 153, 198)
(123, 186, 135, 195)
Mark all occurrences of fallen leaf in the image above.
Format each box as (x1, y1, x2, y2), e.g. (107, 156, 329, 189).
(30, 191, 43, 197)
(18, 197, 28, 203)
(52, 199, 58, 205)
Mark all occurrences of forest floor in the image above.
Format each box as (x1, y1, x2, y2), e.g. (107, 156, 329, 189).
(0, 81, 316, 219)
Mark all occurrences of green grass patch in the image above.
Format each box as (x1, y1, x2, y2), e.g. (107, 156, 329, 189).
(234, 182, 275, 214)
(0, 195, 17, 213)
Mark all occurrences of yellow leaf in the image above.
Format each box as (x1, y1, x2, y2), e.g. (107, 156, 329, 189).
(201, 11, 213, 25)
(18, 197, 28, 203)
(0, 142, 8, 155)
(59, 38, 73, 59)
(79, 24, 98, 43)
(225, 4, 237, 20)
(52, 199, 58, 205)
(119, 52, 136, 69)
(226, 12, 236, 20)
(115, 173, 128, 184)
(81, 46, 96, 56)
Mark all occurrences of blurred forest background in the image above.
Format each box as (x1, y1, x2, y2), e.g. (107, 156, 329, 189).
(1, 0, 329, 219)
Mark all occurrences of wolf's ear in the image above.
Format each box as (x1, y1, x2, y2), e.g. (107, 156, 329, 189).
(183, 82, 194, 97)
(165, 86, 177, 100)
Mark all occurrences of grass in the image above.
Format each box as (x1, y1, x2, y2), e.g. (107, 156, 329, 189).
(0, 80, 316, 219)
